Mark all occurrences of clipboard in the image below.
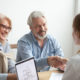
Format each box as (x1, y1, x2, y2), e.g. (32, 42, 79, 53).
(15, 57, 39, 80)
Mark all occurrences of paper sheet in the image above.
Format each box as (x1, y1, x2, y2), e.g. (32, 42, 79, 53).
(16, 59, 38, 80)
(49, 72, 63, 80)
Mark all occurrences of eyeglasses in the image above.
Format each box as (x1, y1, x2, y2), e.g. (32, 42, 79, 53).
(0, 24, 11, 31)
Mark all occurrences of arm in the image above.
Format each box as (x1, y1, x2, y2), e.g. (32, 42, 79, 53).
(7, 74, 17, 80)
(0, 74, 8, 80)
(51, 37, 67, 70)
(17, 38, 66, 71)
(17, 40, 48, 70)
(0, 73, 17, 80)
(52, 38, 64, 57)
(62, 60, 75, 80)
(17, 40, 67, 70)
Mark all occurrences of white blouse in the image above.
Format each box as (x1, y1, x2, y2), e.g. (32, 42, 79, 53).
(62, 54, 80, 80)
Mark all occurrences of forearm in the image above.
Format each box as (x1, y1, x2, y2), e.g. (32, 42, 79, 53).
(0, 74, 8, 80)
(35, 57, 49, 70)
(7, 73, 17, 80)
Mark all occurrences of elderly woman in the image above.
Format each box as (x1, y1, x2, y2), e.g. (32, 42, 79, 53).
(62, 14, 80, 80)
(0, 14, 17, 80)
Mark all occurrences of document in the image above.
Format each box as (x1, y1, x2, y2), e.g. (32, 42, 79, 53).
(49, 72, 63, 80)
(15, 58, 38, 80)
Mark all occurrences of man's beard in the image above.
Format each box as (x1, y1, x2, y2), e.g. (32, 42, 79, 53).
(36, 31, 47, 40)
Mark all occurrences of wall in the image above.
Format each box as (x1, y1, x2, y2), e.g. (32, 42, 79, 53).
(0, 0, 75, 57)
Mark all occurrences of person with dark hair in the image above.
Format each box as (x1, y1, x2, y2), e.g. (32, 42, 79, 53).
(62, 14, 80, 80)
(0, 14, 17, 80)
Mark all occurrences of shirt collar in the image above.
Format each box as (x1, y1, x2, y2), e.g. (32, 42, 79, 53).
(30, 31, 37, 43)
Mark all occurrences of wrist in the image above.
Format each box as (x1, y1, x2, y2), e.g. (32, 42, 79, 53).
(7, 74, 17, 80)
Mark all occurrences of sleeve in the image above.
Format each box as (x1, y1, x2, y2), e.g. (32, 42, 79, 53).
(0, 74, 8, 80)
(62, 60, 76, 80)
(16, 40, 49, 71)
(16, 40, 33, 61)
(35, 57, 48, 71)
(52, 37, 64, 57)
(4, 41, 11, 53)
(8, 59, 16, 73)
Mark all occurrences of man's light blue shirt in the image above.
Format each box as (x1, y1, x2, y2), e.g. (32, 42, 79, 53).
(17, 32, 64, 72)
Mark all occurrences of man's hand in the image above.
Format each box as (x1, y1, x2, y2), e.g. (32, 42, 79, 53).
(58, 58, 68, 71)
(47, 56, 68, 68)
(58, 64, 66, 71)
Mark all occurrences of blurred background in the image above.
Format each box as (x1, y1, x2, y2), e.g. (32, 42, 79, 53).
(0, 0, 80, 57)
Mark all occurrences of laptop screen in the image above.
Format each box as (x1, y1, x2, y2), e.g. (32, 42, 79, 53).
(15, 57, 39, 80)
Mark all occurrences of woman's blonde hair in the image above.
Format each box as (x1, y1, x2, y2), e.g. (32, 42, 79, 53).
(0, 13, 12, 27)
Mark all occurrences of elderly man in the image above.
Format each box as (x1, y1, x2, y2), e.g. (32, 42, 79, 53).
(17, 11, 66, 72)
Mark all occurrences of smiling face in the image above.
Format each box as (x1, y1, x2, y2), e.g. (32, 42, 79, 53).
(30, 17, 48, 40)
(0, 18, 11, 41)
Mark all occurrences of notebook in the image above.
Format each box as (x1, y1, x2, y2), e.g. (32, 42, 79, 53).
(15, 57, 39, 80)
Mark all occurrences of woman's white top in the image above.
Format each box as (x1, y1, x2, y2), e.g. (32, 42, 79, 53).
(62, 54, 80, 80)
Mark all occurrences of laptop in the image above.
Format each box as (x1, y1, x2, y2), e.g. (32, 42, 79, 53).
(15, 57, 39, 80)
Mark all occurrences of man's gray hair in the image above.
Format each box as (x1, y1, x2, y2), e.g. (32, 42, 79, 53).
(27, 11, 45, 27)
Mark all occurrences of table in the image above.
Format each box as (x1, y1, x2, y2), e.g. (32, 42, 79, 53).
(38, 70, 63, 80)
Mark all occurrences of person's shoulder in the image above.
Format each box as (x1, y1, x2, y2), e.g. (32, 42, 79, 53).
(47, 33, 56, 41)
(70, 54, 80, 62)
(18, 32, 32, 43)
(47, 33, 59, 44)
(67, 54, 80, 68)
(69, 54, 80, 71)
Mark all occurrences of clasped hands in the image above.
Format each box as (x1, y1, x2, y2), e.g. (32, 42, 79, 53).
(48, 56, 68, 71)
